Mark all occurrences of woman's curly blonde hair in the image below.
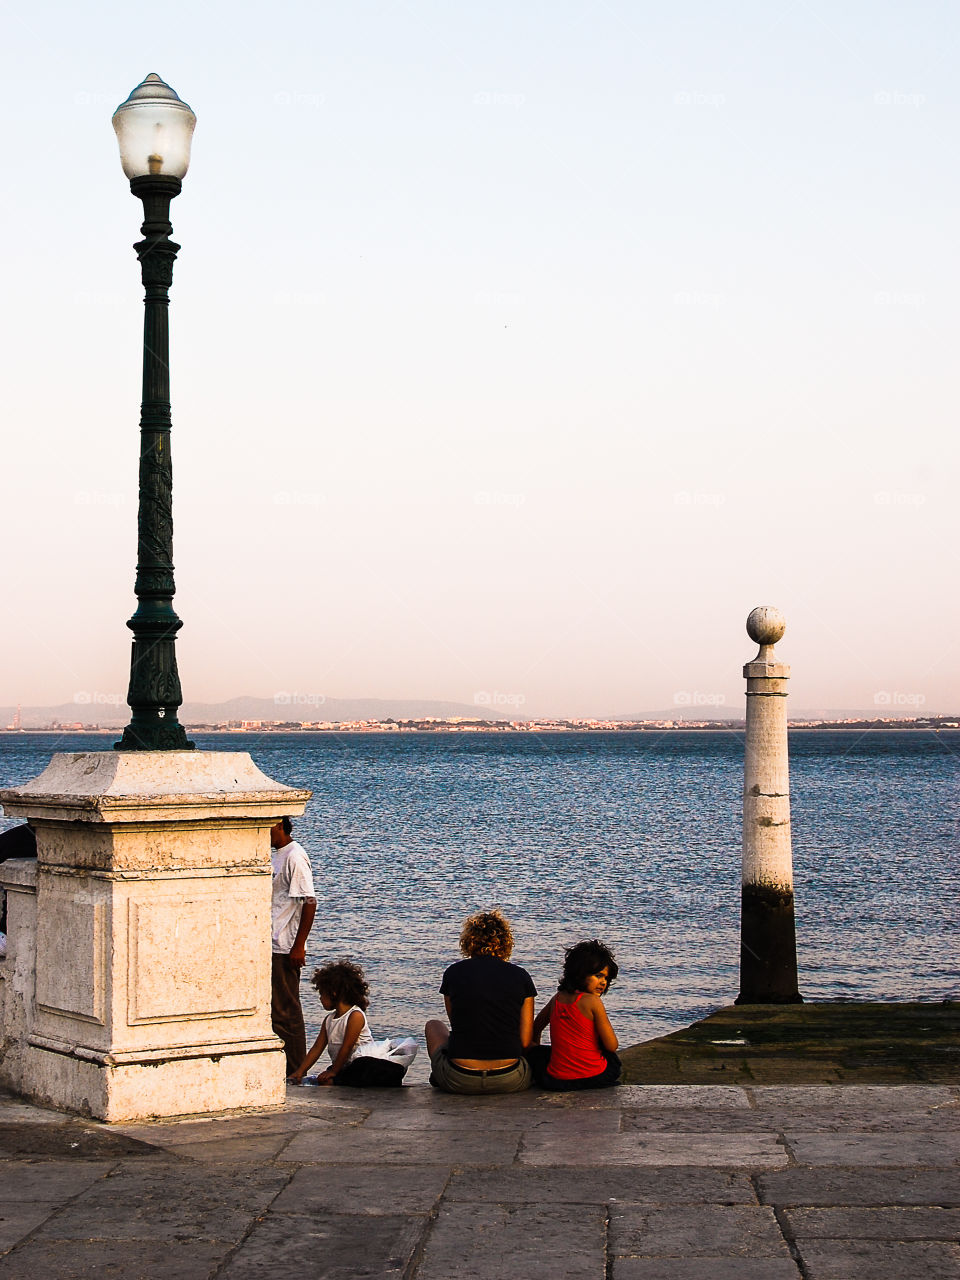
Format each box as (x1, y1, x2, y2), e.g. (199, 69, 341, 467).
(459, 909, 514, 960)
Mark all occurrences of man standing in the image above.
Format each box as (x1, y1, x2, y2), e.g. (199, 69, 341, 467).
(270, 817, 317, 1076)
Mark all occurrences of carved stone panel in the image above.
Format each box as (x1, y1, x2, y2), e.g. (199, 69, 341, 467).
(127, 893, 260, 1024)
(36, 893, 106, 1025)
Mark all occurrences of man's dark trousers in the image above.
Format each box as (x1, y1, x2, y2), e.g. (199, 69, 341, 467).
(271, 954, 306, 1075)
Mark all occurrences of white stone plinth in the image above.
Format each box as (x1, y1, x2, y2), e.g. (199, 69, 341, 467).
(0, 751, 311, 1122)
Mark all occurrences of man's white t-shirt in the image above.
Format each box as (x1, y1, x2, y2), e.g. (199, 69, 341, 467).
(271, 840, 316, 954)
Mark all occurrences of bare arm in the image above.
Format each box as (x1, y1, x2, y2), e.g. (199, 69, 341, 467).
(518, 996, 535, 1050)
(317, 1010, 365, 1085)
(531, 995, 555, 1045)
(290, 1020, 329, 1082)
(288, 898, 316, 968)
(582, 993, 618, 1051)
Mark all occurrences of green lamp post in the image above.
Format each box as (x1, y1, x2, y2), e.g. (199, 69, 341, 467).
(112, 74, 196, 751)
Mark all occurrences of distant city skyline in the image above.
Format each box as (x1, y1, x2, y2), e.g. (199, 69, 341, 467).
(2, 2, 957, 718)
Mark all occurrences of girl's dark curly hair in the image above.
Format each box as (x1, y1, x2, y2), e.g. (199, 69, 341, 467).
(459, 909, 514, 960)
(311, 959, 370, 1011)
(558, 939, 619, 995)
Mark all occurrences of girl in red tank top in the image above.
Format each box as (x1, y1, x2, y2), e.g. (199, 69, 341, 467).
(529, 940, 622, 1091)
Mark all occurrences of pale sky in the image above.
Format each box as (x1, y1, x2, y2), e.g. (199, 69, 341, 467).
(1, 1, 957, 717)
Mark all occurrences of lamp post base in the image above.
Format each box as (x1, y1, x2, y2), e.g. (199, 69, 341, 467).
(115, 717, 194, 752)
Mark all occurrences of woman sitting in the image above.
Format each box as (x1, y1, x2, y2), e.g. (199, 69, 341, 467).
(425, 909, 536, 1094)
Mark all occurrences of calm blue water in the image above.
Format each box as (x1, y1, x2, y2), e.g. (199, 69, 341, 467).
(1, 730, 957, 1072)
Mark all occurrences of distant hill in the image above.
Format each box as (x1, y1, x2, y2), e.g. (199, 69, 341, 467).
(0, 695, 509, 728)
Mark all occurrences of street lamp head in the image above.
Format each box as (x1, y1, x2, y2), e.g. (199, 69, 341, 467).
(112, 73, 196, 181)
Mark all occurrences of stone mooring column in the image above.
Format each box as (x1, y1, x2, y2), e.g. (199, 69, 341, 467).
(0, 751, 311, 1121)
(737, 606, 802, 1004)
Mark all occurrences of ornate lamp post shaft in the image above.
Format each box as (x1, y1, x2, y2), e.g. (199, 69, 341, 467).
(112, 73, 197, 751)
(116, 175, 193, 751)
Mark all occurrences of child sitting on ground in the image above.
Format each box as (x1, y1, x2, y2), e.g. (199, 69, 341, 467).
(527, 939, 622, 1090)
(289, 959, 417, 1087)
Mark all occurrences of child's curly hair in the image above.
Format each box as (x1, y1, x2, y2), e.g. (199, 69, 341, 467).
(311, 959, 370, 1011)
(558, 939, 619, 995)
(459, 909, 514, 960)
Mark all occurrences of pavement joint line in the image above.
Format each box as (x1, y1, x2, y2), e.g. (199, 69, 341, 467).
(0, 1154, 128, 1260)
(209, 1164, 299, 1280)
(772, 1203, 809, 1279)
(403, 1168, 453, 1280)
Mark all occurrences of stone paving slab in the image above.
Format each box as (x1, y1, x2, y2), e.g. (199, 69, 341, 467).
(301, 1086, 544, 1114)
(785, 1131, 960, 1166)
(567, 1086, 752, 1110)
(0, 1160, 113, 1202)
(362, 1106, 621, 1134)
(157, 1133, 299, 1162)
(413, 1203, 607, 1280)
(748, 1105, 960, 1131)
(445, 1168, 756, 1204)
(608, 1203, 791, 1258)
(520, 1130, 788, 1167)
(757, 1166, 960, 1206)
(280, 1126, 523, 1165)
(620, 1108, 782, 1132)
(612, 1261, 801, 1279)
(784, 1205, 960, 1238)
(0, 1122, 161, 1160)
(216, 1211, 427, 1278)
(273, 1166, 451, 1215)
(114, 1113, 339, 1144)
(0, 1202, 61, 1255)
(799, 1240, 960, 1279)
(750, 1085, 958, 1108)
(2, 1080, 960, 1278)
(28, 1161, 291, 1243)
(0, 1101, 68, 1125)
(0, 1236, 234, 1280)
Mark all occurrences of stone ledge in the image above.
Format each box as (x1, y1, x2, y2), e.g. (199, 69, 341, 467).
(620, 1002, 960, 1086)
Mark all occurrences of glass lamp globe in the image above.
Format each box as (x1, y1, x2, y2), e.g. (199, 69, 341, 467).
(112, 74, 196, 180)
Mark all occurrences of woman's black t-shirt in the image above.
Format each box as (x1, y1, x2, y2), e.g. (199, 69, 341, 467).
(441, 956, 537, 1059)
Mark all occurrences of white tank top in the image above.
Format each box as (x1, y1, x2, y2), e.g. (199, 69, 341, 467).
(324, 1005, 377, 1064)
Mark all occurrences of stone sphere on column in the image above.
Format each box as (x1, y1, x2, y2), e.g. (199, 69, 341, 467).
(746, 606, 786, 646)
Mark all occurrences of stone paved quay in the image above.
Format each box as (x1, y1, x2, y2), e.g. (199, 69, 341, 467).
(1, 1079, 959, 1279)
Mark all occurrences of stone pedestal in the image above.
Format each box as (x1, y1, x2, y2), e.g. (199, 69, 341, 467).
(0, 751, 311, 1122)
(737, 607, 801, 1004)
